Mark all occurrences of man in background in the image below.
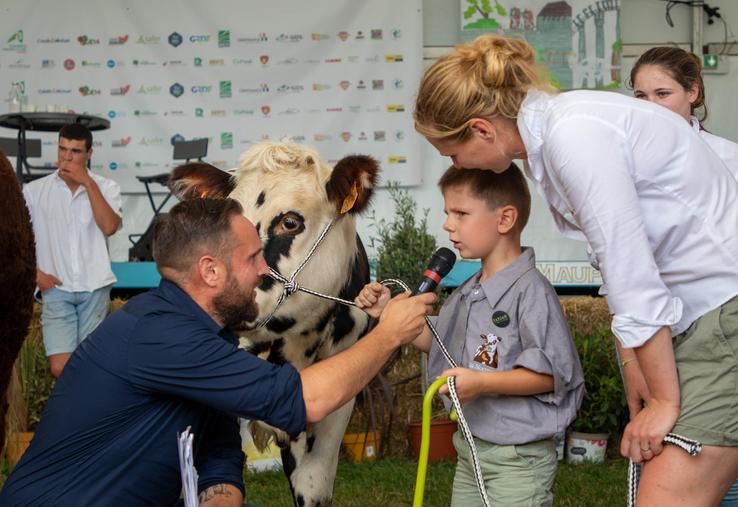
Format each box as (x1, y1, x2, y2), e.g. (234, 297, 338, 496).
(22, 123, 122, 378)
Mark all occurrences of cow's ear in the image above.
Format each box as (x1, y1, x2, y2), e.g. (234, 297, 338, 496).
(326, 155, 379, 215)
(168, 162, 236, 200)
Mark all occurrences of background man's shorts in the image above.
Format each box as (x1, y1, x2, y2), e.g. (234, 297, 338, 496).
(672, 295, 738, 446)
(41, 285, 112, 356)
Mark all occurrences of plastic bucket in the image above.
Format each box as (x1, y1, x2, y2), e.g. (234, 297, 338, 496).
(566, 431, 609, 464)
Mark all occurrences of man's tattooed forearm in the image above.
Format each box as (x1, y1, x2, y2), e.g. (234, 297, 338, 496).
(198, 484, 233, 502)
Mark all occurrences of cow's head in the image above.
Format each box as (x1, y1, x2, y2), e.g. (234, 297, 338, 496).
(169, 140, 379, 327)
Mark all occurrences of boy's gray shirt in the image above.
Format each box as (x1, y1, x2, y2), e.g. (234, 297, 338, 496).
(428, 247, 584, 445)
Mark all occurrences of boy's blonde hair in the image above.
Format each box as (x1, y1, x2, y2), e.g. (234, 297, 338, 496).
(438, 163, 531, 233)
(414, 35, 552, 142)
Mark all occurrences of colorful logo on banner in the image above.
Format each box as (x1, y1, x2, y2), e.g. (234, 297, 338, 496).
(110, 85, 130, 96)
(219, 81, 232, 98)
(79, 85, 101, 96)
(220, 132, 233, 149)
(275, 33, 300, 42)
(168, 32, 183, 47)
(218, 30, 230, 47)
(109, 35, 129, 45)
(170, 83, 184, 98)
(137, 35, 161, 44)
(77, 35, 100, 45)
(4, 30, 26, 52)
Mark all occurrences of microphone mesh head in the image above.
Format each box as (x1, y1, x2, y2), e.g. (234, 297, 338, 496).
(429, 247, 456, 278)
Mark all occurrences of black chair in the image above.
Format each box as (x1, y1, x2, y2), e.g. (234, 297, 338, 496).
(0, 137, 50, 183)
(172, 138, 208, 162)
(128, 139, 209, 261)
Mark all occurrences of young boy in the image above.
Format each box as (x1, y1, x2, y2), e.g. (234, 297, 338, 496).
(356, 164, 584, 506)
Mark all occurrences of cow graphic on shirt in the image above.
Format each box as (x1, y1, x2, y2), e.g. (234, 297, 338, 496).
(473, 333, 502, 368)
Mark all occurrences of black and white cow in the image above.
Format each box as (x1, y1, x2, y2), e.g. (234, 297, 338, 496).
(169, 140, 379, 507)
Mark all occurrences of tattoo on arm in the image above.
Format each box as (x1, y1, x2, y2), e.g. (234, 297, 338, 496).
(198, 484, 233, 503)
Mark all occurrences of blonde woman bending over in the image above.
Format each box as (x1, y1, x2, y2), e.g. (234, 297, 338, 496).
(414, 35, 738, 506)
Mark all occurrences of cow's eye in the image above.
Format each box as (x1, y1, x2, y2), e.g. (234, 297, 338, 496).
(276, 213, 303, 235)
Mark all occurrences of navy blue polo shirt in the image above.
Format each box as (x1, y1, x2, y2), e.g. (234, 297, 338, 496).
(0, 279, 306, 506)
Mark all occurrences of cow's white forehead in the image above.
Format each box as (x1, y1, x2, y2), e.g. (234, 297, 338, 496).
(231, 143, 329, 223)
(236, 139, 332, 184)
(231, 140, 333, 214)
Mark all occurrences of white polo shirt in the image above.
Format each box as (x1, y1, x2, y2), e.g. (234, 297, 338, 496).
(23, 171, 122, 293)
(517, 90, 738, 348)
(691, 116, 738, 182)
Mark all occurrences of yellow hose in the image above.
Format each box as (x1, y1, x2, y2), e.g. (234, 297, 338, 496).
(412, 376, 455, 507)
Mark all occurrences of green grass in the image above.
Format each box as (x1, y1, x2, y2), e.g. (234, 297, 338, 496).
(0, 456, 628, 506)
(243, 457, 629, 506)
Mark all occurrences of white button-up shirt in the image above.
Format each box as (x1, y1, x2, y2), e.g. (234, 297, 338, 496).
(691, 116, 738, 182)
(23, 171, 122, 293)
(517, 90, 738, 347)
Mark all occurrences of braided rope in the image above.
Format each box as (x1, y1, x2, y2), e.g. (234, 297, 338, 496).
(380, 279, 491, 507)
(257, 220, 336, 328)
(626, 433, 702, 506)
(261, 232, 704, 507)
(263, 240, 491, 507)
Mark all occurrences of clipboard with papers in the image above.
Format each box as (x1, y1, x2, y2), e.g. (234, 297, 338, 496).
(178, 426, 199, 507)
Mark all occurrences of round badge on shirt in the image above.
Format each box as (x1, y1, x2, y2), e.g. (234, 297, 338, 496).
(492, 310, 510, 328)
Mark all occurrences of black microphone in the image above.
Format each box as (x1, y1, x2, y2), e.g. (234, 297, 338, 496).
(415, 247, 457, 295)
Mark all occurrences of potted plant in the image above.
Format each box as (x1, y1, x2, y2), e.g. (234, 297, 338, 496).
(567, 325, 626, 464)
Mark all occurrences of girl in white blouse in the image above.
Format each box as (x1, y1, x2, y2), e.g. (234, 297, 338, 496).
(628, 45, 738, 507)
(631, 46, 738, 182)
(414, 35, 738, 505)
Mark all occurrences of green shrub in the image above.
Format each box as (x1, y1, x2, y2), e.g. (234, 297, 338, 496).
(369, 182, 437, 293)
(571, 326, 626, 435)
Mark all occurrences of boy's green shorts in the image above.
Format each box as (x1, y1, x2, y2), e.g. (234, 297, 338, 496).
(672, 295, 738, 446)
(451, 432, 557, 507)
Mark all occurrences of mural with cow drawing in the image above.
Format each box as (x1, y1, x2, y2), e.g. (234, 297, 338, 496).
(169, 139, 379, 507)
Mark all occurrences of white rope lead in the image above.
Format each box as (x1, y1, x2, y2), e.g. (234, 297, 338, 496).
(259, 222, 492, 507)
(257, 220, 337, 328)
(627, 433, 702, 507)
(375, 279, 492, 507)
(261, 223, 702, 507)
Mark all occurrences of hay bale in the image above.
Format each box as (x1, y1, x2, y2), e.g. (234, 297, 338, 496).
(560, 296, 611, 336)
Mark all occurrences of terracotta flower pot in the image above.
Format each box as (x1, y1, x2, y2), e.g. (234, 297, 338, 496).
(408, 419, 457, 463)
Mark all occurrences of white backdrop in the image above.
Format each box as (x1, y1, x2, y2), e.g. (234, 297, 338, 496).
(0, 0, 423, 192)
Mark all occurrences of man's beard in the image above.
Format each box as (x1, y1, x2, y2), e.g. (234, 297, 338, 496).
(212, 272, 259, 330)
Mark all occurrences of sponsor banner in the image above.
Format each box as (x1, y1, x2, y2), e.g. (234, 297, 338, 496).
(0, 0, 422, 191)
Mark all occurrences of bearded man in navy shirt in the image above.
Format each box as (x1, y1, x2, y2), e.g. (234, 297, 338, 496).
(0, 198, 435, 506)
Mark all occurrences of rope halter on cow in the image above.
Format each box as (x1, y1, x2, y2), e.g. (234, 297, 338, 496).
(257, 218, 339, 328)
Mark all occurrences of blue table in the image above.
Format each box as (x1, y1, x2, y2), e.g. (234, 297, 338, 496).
(111, 260, 600, 291)
(112, 262, 160, 289)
